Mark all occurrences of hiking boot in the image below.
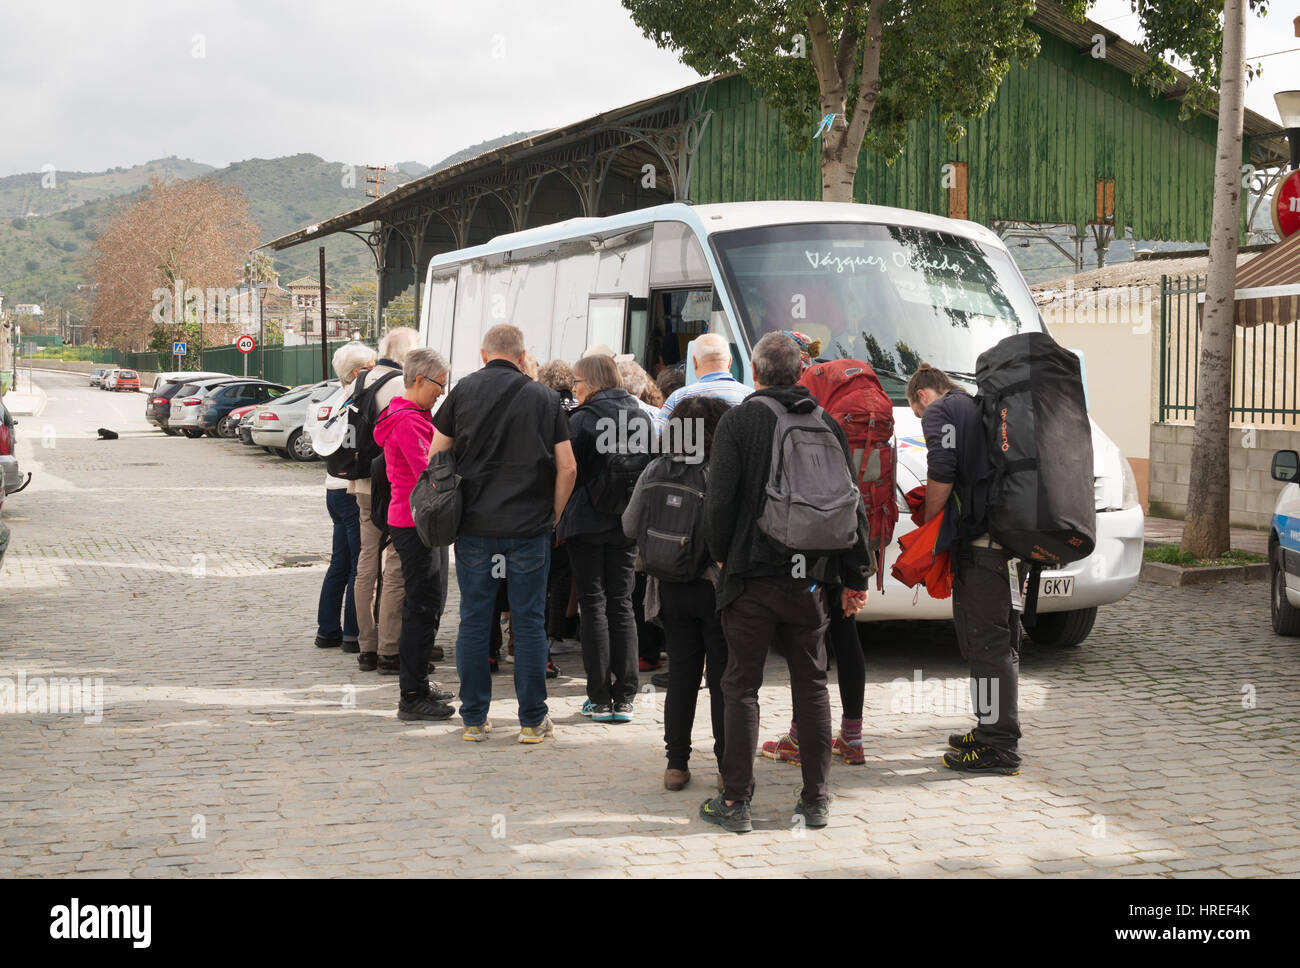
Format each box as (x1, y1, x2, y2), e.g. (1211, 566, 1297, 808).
(761, 733, 801, 766)
(638, 657, 660, 672)
(518, 716, 554, 744)
(546, 659, 560, 679)
(357, 652, 378, 672)
(314, 635, 341, 649)
(462, 721, 492, 742)
(943, 745, 1021, 775)
(794, 796, 830, 829)
(651, 672, 670, 689)
(429, 645, 444, 662)
(699, 795, 752, 834)
(833, 733, 865, 765)
(664, 768, 691, 791)
(340, 640, 360, 654)
(948, 729, 980, 752)
(427, 683, 455, 703)
(611, 702, 634, 724)
(397, 692, 455, 722)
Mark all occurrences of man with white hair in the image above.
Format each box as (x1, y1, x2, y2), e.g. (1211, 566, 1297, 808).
(350, 326, 425, 673)
(655, 332, 751, 432)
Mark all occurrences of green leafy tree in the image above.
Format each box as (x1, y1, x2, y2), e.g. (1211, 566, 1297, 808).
(622, 0, 1042, 202)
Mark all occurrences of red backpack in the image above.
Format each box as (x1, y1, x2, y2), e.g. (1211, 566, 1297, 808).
(799, 359, 898, 590)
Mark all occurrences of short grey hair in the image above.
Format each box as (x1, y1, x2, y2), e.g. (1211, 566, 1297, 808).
(752, 332, 802, 387)
(332, 342, 377, 385)
(482, 323, 525, 359)
(379, 326, 421, 365)
(693, 332, 731, 367)
(403, 347, 449, 388)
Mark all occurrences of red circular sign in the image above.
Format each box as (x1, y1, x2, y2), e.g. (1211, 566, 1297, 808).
(236, 335, 256, 354)
(1273, 170, 1300, 239)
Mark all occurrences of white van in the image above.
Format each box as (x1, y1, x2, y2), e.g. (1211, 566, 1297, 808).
(418, 201, 1144, 647)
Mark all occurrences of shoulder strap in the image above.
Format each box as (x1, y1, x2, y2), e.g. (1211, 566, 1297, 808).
(460, 372, 531, 468)
(356, 369, 401, 409)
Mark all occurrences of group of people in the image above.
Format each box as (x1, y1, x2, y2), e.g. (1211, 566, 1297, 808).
(312, 322, 1024, 833)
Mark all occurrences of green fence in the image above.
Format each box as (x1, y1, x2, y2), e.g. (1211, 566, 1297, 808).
(1159, 273, 1300, 427)
(147, 338, 379, 386)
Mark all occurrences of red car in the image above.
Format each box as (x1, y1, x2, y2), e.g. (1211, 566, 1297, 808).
(222, 403, 259, 439)
(113, 369, 140, 391)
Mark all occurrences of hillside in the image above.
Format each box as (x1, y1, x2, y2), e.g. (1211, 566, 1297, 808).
(0, 156, 214, 220)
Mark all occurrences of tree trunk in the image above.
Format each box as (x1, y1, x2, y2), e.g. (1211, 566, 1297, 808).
(1182, 0, 1247, 559)
(821, 127, 857, 203)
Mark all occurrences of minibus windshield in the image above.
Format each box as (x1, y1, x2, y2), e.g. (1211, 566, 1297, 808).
(711, 222, 1042, 403)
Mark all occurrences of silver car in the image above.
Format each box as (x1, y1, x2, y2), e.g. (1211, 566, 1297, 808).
(250, 381, 338, 461)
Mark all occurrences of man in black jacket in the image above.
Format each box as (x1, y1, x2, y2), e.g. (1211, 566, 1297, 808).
(907, 363, 1021, 776)
(700, 332, 873, 833)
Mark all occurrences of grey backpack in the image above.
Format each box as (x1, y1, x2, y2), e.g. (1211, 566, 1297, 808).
(752, 395, 861, 554)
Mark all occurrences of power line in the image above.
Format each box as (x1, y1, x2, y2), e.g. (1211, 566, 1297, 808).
(1246, 47, 1300, 59)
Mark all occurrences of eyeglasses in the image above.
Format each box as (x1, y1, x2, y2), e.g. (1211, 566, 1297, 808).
(573, 378, 586, 386)
(419, 376, 446, 390)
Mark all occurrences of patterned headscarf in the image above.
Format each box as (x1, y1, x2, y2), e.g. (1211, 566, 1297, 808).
(780, 330, 822, 369)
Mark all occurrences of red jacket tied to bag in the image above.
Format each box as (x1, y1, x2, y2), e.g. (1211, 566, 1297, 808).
(891, 485, 952, 599)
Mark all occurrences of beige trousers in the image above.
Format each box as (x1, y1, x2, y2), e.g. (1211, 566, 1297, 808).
(354, 491, 404, 656)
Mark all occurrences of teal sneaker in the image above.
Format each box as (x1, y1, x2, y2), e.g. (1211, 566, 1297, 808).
(581, 700, 597, 718)
(591, 704, 615, 723)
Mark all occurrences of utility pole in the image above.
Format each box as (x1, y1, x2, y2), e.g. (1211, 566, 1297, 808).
(319, 247, 329, 382)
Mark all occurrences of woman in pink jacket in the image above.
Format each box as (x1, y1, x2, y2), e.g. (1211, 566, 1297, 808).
(372, 347, 452, 722)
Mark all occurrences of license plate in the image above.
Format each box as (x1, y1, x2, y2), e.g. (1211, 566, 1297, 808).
(1039, 576, 1074, 598)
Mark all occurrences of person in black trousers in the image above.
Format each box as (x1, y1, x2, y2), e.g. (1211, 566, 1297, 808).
(699, 333, 872, 833)
(559, 353, 652, 724)
(907, 363, 1021, 775)
(623, 396, 732, 792)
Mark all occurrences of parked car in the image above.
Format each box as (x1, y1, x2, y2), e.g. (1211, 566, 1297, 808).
(1269, 449, 1300, 636)
(220, 402, 260, 439)
(1, 394, 31, 511)
(250, 381, 337, 461)
(101, 369, 120, 390)
(165, 377, 241, 437)
(111, 369, 140, 392)
(90, 367, 111, 387)
(185, 380, 290, 438)
(145, 372, 232, 435)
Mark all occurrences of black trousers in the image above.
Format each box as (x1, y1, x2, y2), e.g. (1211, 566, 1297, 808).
(659, 578, 727, 771)
(546, 540, 576, 639)
(720, 576, 831, 804)
(634, 570, 665, 665)
(952, 545, 1021, 762)
(568, 537, 639, 706)
(390, 525, 443, 696)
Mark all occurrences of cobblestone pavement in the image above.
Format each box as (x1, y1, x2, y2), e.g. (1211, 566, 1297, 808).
(2, 370, 1299, 878)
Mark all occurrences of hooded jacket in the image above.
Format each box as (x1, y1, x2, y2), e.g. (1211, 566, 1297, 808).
(372, 395, 433, 529)
(704, 384, 874, 610)
(346, 360, 404, 498)
(558, 387, 651, 544)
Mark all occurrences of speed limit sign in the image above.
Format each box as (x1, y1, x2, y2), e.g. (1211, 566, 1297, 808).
(236, 335, 256, 354)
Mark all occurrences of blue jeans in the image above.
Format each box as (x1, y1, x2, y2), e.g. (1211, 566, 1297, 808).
(455, 534, 550, 728)
(317, 489, 361, 642)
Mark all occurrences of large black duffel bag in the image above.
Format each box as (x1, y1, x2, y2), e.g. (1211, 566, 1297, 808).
(976, 332, 1096, 567)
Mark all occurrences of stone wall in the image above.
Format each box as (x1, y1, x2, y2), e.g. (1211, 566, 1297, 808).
(1148, 422, 1300, 529)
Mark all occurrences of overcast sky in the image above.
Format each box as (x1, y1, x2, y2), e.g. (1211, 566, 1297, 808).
(1, 0, 1295, 177)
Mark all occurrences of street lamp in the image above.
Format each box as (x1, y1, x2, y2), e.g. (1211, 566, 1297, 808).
(1277, 91, 1300, 172)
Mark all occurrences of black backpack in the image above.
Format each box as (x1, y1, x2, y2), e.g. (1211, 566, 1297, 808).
(578, 404, 653, 515)
(629, 458, 710, 582)
(369, 453, 391, 536)
(325, 369, 402, 481)
(976, 332, 1096, 567)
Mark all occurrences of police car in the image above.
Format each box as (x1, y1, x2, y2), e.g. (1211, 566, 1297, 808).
(1269, 449, 1300, 635)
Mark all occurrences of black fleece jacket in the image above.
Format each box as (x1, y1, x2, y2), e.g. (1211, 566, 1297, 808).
(703, 384, 874, 610)
(557, 387, 649, 544)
